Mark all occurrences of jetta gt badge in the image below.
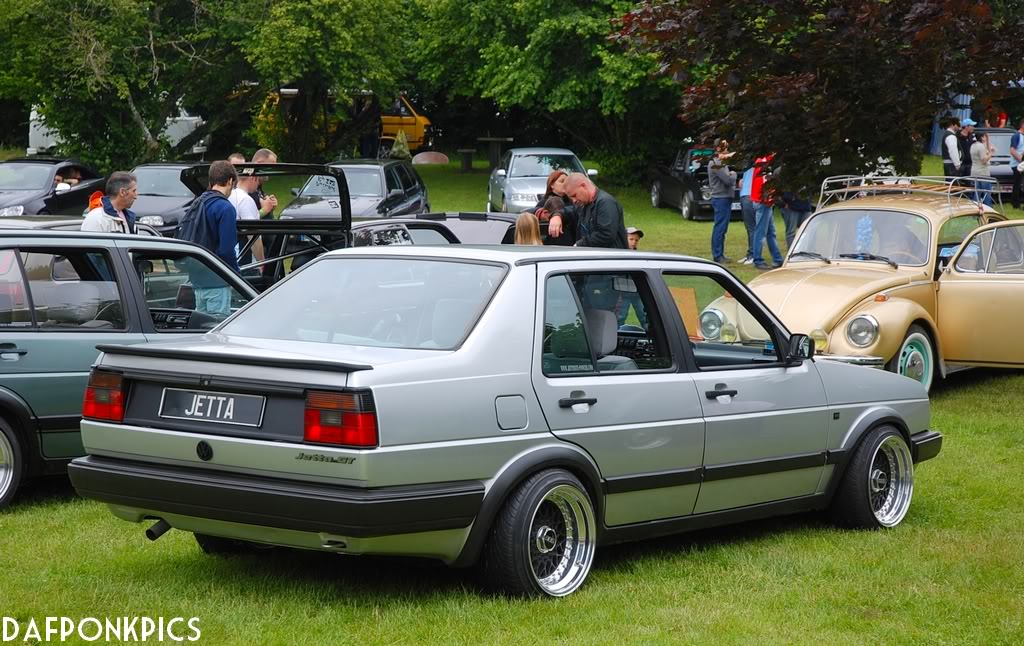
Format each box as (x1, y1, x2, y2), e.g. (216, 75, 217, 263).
(295, 452, 356, 465)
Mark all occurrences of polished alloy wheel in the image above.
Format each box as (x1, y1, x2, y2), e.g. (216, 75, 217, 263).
(681, 192, 692, 219)
(0, 429, 14, 500)
(650, 182, 661, 207)
(527, 483, 596, 597)
(868, 435, 914, 527)
(896, 332, 933, 390)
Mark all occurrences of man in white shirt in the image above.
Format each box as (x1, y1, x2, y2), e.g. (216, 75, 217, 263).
(82, 172, 138, 233)
(227, 156, 268, 267)
(941, 117, 961, 178)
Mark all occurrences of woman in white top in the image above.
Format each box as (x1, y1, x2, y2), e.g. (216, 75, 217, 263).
(970, 132, 995, 206)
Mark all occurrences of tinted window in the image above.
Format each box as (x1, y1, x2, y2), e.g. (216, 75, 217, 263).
(663, 273, 779, 369)
(20, 249, 126, 330)
(385, 168, 401, 193)
(0, 163, 52, 190)
(509, 154, 585, 178)
(133, 168, 193, 197)
(130, 250, 251, 329)
(395, 165, 416, 190)
(220, 258, 507, 350)
(543, 272, 672, 376)
(0, 249, 33, 326)
(407, 227, 451, 245)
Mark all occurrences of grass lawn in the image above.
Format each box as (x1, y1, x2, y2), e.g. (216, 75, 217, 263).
(2, 156, 1023, 644)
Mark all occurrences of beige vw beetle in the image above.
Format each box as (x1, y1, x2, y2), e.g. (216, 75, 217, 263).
(700, 177, 1019, 390)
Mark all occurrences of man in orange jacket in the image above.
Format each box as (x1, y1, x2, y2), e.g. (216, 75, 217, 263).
(750, 154, 783, 270)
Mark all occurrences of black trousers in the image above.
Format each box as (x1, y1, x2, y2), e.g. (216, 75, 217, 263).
(1013, 167, 1022, 208)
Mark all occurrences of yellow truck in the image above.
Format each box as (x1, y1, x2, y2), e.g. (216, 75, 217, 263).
(380, 95, 433, 151)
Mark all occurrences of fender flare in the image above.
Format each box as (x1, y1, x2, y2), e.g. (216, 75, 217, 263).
(0, 386, 40, 474)
(824, 406, 911, 501)
(451, 444, 603, 568)
(836, 297, 946, 378)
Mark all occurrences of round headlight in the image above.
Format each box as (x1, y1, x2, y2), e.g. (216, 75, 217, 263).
(699, 309, 724, 340)
(846, 315, 879, 348)
(810, 328, 829, 352)
(138, 215, 164, 226)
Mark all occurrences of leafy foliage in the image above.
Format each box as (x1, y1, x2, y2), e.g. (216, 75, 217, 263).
(616, 0, 1024, 193)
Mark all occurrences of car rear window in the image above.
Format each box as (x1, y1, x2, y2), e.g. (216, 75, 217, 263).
(219, 257, 507, 350)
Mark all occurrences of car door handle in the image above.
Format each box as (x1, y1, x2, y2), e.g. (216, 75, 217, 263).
(0, 344, 28, 358)
(559, 396, 597, 408)
(705, 388, 738, 400)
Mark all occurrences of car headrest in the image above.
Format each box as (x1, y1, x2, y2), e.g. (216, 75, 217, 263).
(584, 308, 617, 358)
(46, 282, 99, 324)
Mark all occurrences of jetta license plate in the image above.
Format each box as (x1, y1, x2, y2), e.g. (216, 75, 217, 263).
(159, 388, 265, 427)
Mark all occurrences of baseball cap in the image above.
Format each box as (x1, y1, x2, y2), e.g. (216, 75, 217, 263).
(961, 117, 977, 127)
(626, 226, 644, 238)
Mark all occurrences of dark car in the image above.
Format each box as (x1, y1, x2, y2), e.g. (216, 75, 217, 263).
(279, 159, 429, 220)
(130, 162, 199, 235)
(650, 147, 743, 221)
(0, 158, 106, 217)
(973, 127, 1015, 194)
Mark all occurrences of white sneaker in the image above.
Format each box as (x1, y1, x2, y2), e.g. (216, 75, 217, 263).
(739, 256, 754, 265)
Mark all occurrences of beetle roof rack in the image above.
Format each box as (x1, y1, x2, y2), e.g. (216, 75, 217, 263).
(817, 175, 1003, 211)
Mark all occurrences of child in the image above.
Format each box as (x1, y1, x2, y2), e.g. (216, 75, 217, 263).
(515, 212, 543, 245)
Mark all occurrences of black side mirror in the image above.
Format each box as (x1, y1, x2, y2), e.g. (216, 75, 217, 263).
(787, 334, 814, 364)
(290, 187, 300, 197)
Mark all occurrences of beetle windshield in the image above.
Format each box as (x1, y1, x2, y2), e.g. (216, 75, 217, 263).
(790, 209, 931, 267)
(509, 154, 585, 178)
(0, 163, 52, 191)
(219, 257, 507, 350)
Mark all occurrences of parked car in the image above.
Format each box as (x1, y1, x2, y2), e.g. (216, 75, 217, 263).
(0, 229, 258, 508)
(650, 147, 743, 221)
(973, 127, 1015, 194)
(380, 95, 434, 152)
(279, 160, 429, 220)
(70, 245, 940, 598)
(486, 148, 597, 213)
(130, 162, 200, 235)
(700, 176, 1009, 391)
(0, 158, 105, 216)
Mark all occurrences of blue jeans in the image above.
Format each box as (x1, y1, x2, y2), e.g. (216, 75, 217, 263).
(740, 196, 756, 258)
(973, 177, 994, 206)
(711, 197, 732, 260)
(194, 287, 231, 316)
(780, 207, 811, 250)
(752, 202, 782, 266)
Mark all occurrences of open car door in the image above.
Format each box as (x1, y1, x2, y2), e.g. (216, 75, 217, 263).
(937, 220, 1024, 367)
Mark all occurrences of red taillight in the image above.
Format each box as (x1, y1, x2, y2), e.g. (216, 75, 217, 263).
(303, 390, 378, 448)
(82, 370, 125, 422)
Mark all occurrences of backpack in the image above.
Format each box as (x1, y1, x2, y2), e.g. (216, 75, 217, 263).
(175, 191, 221, 252)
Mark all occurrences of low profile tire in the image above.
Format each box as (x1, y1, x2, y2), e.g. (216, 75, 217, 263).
(650, 181, 663, 208)
(194, 533, 255, 555)
(681, 192, 696, 220)
(886, 324, 935, 392)
(480, 469, 597, 598)
(0, 418, 24, 509)
(832, 425, 914, 529)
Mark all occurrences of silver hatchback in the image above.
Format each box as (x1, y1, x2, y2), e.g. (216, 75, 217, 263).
(70, 246, 941, 597)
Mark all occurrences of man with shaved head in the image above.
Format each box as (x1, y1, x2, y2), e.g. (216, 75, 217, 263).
(558, 173, 628, 249)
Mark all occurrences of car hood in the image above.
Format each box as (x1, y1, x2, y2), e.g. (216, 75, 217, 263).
(132, 195, 192, 218)
(502, 177, 548, 199)
(750, 263, 918, 333)
(280, 195, 378, 219)
(0, 190, 40, 208)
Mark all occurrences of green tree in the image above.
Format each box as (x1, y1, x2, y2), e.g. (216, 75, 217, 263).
(616, 0, 1024, 193)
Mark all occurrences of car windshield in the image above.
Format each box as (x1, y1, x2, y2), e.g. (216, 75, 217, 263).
(0, 163, 52, 191)
(133, 167, 193, 197)
(790, 209, 931, 267)
(509, 154, 585, 178)
(219, 257, 507, 350)
(986, 133, 1012, 157)
(301, 170, 382, 198)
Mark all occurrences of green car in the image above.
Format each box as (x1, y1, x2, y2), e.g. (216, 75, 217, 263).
(0, 228, 257, 507)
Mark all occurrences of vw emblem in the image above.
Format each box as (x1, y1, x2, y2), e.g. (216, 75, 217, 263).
(196, 441, 213, 461)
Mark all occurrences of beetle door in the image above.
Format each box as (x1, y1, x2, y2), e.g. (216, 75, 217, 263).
(937, 222, 1024, 366)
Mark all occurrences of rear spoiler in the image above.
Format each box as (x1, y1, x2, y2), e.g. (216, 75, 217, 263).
(95, 344, 373, 372)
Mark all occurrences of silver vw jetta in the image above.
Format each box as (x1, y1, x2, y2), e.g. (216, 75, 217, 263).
(70, 246, 941, 598)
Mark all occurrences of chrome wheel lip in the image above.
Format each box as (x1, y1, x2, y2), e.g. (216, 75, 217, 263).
(868, 435, 914, 527)
(527, 483, 596, 597)
(0, 430, 14, 500)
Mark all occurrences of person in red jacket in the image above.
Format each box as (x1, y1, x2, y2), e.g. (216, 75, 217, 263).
(750, 154, 783, 270)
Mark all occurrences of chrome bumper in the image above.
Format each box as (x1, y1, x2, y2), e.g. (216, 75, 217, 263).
(815, 354, 886, 368)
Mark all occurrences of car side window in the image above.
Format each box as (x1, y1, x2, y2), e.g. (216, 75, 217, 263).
(954, 230, 993, 273)
(407, 227, 451, 245)
(990, 226, 1024, 273)
(543, 272, 672, 376)
(130, 250, 251, 331)
(499, 152, 512, 172)
(20, 248, 126, 330)
(937, 215, 983, 261)
(385, 168, 402, 193)
(662, 272, 781, 369)
(0, 249, 34, 327)
(396, 165, 416, 191)
(371, 226, 413, 246)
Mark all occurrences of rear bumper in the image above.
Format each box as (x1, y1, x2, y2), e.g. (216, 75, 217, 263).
(68, 455, 484, 538)
(910, 430, 942, 464)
